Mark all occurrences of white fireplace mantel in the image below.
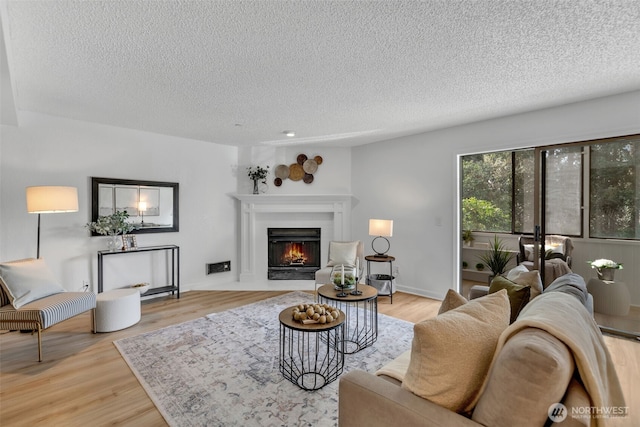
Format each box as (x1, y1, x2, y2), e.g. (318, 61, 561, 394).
(231, 194, 354, 282)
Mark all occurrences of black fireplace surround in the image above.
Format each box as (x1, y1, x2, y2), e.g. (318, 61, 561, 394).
(268, 228, 321, 280)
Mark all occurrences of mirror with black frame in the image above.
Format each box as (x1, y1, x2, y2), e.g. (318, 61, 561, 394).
(90, 177, 179, 234)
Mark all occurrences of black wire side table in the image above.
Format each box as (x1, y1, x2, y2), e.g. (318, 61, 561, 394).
(317, 284, 378, 354)
(279, 306, 346, 391)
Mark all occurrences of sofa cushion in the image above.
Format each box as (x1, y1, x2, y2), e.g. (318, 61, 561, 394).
(401, 289, 510, 414)
(489, 276, 530, 323)
(326, 241, 358, 266)
(472, 328, 575, 427)
(437, 288, 468, 314)
(507, 265, 543, 299)
(0, 258, 66, 309)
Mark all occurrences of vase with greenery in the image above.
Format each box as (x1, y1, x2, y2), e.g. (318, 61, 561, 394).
(475, 262, 484, 271)
(587, 259, 623, 281)
(247, 165, 269, 194)
(86, 211, 135, 251)
(478, 235, 515, 277)
(462, 229, 474, 247)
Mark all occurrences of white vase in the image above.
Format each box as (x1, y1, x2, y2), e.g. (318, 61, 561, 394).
(107, 234, 121, 251)
(596, 268, 615, 281)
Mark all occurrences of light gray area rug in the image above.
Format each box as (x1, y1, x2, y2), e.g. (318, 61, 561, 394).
(114, 291, 415, 427)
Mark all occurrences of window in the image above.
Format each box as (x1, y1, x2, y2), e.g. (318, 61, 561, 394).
(590, 138, 639, 239)
(514, 150, 534, 233)
(462, 136, 639, 240)
(462, 148, 583, 235)
(461, 152, 512, 232)
(545, 147, 582, 236)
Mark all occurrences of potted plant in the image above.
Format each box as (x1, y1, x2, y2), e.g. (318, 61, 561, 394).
(475, 262, 484, 271)
(587, 259, 623, 281)
(462, 229, 474, 247)
(86, 210, 135, 251)
(247, 165, 269, 194)
(462, 261, 468, 269)
(478, 235, 515, 277)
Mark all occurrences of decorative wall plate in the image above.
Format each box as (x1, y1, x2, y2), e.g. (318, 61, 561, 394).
(303, 159, 318, 174)
(275, 164, 290, 179)
(289, 164, 304, 181)
(296, 154, 308, 165)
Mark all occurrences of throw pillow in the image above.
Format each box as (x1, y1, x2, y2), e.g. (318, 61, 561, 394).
(401, 290, 510, 414)
(326, 241, 359, 266)
(507, 266, 543, 299)
(438, 289, 468, 315)
(489, 276, 531, 323)
(0, 258, 66, 309)
(471, 329, 575, 426)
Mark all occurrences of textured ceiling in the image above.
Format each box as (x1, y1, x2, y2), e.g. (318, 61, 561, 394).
(1, 1, 639, 147)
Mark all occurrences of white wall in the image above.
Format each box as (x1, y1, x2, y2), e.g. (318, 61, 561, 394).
(0, 112, 238, 292)
(351, 91, 640, 302)
(0, 112, 354, 292)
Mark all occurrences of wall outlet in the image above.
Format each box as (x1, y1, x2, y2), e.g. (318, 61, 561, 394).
(207, 261, 231, 275)
(82, 280, 90, 292)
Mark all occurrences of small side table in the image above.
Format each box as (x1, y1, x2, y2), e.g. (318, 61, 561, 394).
(279, 306, 345, 391)
(317, 283, 378, 353)
(365, 255, 395, 303)
(586, 278, 631, 316)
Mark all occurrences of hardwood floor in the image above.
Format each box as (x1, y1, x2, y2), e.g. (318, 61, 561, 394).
(1, 290, 638, 426)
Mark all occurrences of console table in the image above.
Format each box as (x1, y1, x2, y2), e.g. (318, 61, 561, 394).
(97, 245, 180, 298)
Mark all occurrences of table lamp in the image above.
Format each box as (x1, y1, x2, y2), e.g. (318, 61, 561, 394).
(26, 186, 79, 258)
(138, 201, 147, 225)
(369, 219, 393, 257)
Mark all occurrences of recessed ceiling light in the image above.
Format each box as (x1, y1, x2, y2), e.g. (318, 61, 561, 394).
(283, 130, 295, 137)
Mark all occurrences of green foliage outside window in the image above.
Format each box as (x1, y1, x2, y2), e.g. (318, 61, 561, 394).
(590, 139, 639, 239)
(461, 136, 639, 240)
(462, 152, 512, 232)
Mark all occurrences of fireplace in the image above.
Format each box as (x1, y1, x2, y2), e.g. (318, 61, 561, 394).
(268, 228, 321, 280)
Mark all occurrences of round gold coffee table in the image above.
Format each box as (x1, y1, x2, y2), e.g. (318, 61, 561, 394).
(317, 283, 378, 354)
(279, 306, 346, 390)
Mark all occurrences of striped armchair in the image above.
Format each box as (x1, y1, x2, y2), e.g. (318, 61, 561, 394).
(0, 259, 96, 362)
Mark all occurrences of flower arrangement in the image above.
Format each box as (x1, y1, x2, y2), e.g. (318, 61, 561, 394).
(86, 211, 135, 236)
(587, 259, 623, 270)
(247, 165, 270, 183)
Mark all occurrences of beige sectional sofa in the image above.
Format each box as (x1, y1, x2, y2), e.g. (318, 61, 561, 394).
(339, 273, 625, 427)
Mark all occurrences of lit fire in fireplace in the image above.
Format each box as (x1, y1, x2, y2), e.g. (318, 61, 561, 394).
(281, 243, 309, 266)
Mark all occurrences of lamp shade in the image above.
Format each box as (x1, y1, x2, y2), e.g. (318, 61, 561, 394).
(369, 219, 393, 237)
(26, 186, 79, 213)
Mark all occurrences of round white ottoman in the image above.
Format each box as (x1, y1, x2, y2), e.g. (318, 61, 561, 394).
(95, 289, 141, 332)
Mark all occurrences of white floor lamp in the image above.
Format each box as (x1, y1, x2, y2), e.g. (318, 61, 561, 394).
(26, 186, 79, 258)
